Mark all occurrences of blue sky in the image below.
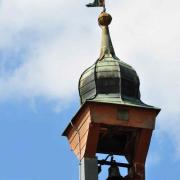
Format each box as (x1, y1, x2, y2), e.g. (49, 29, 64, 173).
(0, 0, 180, 179)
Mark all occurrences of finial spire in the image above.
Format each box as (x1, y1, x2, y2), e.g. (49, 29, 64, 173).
(86, 0, 117, 60)
(98, 12, 117, 60)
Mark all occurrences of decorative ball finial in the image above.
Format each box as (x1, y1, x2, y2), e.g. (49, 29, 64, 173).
(98, 12, 112, 26)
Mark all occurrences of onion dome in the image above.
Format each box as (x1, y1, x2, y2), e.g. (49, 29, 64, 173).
(79, 12, 147, 107)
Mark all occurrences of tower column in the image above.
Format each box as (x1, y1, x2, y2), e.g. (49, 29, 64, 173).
(127, 129, 153, 180)
(80, 157, 98, 180)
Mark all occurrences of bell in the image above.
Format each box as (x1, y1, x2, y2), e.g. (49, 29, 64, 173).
(107, 162, 123, 180)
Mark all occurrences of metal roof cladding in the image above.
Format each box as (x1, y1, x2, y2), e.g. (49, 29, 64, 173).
(78, 12, 156, 109)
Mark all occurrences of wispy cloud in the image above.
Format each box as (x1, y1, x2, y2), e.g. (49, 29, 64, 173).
(0, 0, 180, 157)
(0, 0, 99, 101)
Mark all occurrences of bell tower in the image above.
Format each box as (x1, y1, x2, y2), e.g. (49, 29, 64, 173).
(62, 3, 160, 180)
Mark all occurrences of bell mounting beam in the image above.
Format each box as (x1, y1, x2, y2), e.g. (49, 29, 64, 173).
(98, 160, 131, 169)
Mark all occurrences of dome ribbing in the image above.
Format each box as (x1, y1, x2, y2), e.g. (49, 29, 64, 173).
(79, 12, 147, 107)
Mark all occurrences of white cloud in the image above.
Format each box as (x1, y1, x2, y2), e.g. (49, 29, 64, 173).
(0, 0, 180, 157)
(0, 0, 100, 100)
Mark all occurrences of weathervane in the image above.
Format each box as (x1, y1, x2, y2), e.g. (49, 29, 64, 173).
(86, 0, 106, 11)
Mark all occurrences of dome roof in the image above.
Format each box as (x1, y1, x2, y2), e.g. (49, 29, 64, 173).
(79, 57, 140, 104)
(78, 12, 148, 107)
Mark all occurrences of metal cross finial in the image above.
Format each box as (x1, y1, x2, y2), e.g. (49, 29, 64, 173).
(86, 0, 106, 11)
